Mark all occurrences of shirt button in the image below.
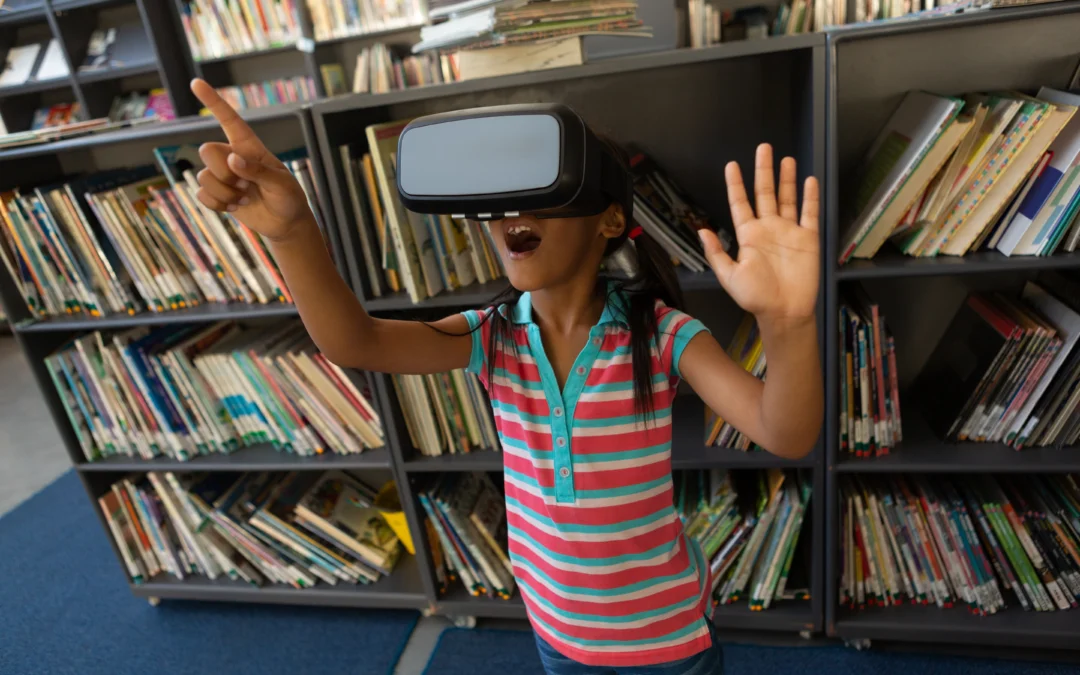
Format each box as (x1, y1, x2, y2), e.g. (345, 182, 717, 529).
(559, 467, 570, 478)
(556, 437, 566, 447)
(592, 337, 602, 347)
(576, 366, 586, 375)
(553, 407, 563, 417)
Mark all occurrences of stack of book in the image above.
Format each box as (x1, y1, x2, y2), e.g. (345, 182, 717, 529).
(628, 149, 732, 274)
(393, 369, 498, 457)
(840, 284, 902, 459)
(0, 146, 327, 319)
(306, 0, 426, 41)
(349, 43, 458, 94)
(415, 1, 650, 79)
(47, 320, 385, 463)
(179, 0, 300, 61)
(338, 121, 505, 303)
(212, 77, 317, 112)
(679, 469, 812, 609)
(842, 474, 1080, 614)
(916, 275, 1080, 450)
(705, 313, 766, 451)
(420, 472, 515, 600)
(100, 471, 402, 586)
(840, 88, 1080, 263)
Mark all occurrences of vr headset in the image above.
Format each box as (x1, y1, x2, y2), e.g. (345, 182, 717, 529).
(395, 103, 633, 222)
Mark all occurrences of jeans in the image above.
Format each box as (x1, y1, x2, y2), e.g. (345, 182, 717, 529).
(533, 617, 723, 675)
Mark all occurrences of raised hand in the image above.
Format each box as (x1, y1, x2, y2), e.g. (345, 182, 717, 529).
(699, 144, 820, 326)
(190, 79, 314, 241)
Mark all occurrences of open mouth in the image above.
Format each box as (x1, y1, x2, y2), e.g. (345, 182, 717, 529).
(504, 220, 543, 259)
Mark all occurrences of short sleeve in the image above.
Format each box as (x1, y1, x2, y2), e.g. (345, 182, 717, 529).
(461, 308, 492, 380)
(657, 307, 710, 380)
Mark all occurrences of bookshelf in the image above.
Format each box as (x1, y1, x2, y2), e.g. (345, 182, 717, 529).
(4, 0, 1080, 655)
(0, 0, 195, 137)
(825, 2, 1080, 652)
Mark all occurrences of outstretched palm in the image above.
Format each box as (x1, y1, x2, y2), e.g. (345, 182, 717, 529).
(700, 144, 820, 325)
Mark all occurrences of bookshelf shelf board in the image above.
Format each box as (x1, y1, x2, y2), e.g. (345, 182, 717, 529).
(316, 33, 824, 116)
(0, 76, 73, 99)
(673, 397, 817, 470)
(0, 4, 45, 26)
(197, 44, 298, 65)
(435, 588, 527, 619)
(833, 605, 1080, 650)
(828, 1, 1080, 43)
(0, 103, 305, 162)
(131, 554, 428, 609)
(314, 22, 426, 47)
(712, 601, 816, 632)
(77, 444, 392, 472)
(16, 303, 299, 332)
(76, 61, 159, 84)
(404, 451, 503, 473)
(52, 0, 131, 11)
(836, 250, 1080, 280)
(835, 410, 1079, 473)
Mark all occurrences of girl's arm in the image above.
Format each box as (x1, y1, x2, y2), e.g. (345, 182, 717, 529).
(190, 79, 471, 374)
(680, 145, 823, 459)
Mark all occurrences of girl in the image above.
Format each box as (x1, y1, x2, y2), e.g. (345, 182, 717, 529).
(190, 79, 822, 674)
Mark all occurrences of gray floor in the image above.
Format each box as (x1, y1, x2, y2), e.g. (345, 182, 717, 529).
(0, 335, 524, 675)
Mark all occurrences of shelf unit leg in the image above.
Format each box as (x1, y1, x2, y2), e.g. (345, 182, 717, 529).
(450, 616, 477, 629)
(844, 639, 871, 651)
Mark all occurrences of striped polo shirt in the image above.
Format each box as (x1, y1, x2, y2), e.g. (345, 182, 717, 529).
(462, 285, 713, 667)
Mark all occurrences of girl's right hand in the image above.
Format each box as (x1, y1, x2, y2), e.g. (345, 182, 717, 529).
(190, 78, 314, 242)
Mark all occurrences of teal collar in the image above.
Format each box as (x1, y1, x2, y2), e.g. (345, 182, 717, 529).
(505, 281, 630, 328)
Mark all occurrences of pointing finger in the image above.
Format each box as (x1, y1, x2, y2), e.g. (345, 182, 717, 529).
(191, 78, 267, 158)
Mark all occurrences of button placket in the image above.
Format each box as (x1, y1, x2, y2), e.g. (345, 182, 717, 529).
(526, 324, 575, 503)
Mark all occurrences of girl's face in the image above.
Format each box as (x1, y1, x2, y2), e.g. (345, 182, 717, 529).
(489, 204, 625, 291)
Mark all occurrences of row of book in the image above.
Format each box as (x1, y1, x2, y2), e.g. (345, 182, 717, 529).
(917, 274, 1080, 450)
(841, 474, 1080, 614)
(306, 0, 425, 41)
(180, 0, 301, 61)
(100, 470, 402, 586)
(347, 43, 458, 95)
(414, 0, 651, 53)
(0, 146, 327, 320)
(0, 39, 70, 89)
(338, 122, 506, 303)
(841, 87, 1080, 264)
(212, 77, 317, 113)
(0, 90, 173, 150)
(679, 469, 812, 609)
(421, 472, 514, 600)
(393, 369, 498, 457)
(840, 285, 902, 458)
(706, 313, 766, 452)
(46, 321, 384, 463)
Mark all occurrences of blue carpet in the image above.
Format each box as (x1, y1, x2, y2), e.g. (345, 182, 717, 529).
(423, 628, 1079, 675)
(0, 471, 419, 675)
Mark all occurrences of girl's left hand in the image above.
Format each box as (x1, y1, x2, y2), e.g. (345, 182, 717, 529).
(699, 143, 820, 327)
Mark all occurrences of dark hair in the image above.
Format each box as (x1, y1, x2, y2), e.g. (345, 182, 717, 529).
(433, 137, 684, 420)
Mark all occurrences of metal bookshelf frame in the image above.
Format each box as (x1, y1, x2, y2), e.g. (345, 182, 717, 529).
(3, 0, 1080, 653)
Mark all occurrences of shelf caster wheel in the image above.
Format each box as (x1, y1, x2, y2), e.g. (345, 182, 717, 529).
(799, 630, 812, 640)
(845, 639, 871, 651)
(421, 607, 436, 618)
(450, 615, 476, 629)
(147, 596, 160, 607)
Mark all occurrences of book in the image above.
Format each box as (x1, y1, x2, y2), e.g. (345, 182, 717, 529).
(0, 43, 42, 88)
(179, 0, 300, 61)
(305, 0, 425, 41)
(351, 43, 458, 95)
(678, 468, 812, 608)
(841, 474, 1080, 614)
(454, 36, 584, 81)
(838, 91, 964, 264)
(34, 38, 69, 81)
(209, 77, 317, 113)
(44, 320, 385, 462)
(320, 64, 347, 97)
